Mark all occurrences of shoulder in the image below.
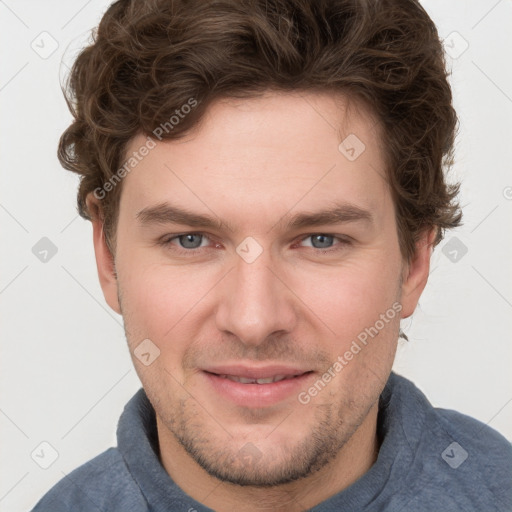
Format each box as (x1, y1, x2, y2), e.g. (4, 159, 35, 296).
(391, 374, 512, 511)
(31, 447, 147, 512)
(435, 405, 511, 457)
(432, 406, 512, 501)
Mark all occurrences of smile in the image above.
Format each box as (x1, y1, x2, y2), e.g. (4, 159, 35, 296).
(201, 366, 315, 407)
(214, 374, 303, 384)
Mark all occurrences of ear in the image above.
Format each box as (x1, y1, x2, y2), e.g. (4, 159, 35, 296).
(400, 227, 437, 319)
(86, 193, 121, 315)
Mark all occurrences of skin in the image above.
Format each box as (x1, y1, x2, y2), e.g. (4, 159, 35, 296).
(87, 91, 434, 511)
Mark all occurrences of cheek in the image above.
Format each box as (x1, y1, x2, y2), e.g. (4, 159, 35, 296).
(118, 260, 216, 343)
(288, 255, 401, 348)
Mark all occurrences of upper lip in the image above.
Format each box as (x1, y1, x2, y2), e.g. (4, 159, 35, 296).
(202, 364, 311, 379)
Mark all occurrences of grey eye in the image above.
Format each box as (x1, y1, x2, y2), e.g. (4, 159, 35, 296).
(310, 235, 334, 249)
(178, 234, 203, 249)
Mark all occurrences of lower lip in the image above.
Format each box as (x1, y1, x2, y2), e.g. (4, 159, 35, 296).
(202, 371, 314, 408)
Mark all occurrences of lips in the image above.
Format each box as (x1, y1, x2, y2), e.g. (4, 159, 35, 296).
(212, 374, 302, 384)
(201, 365, 314, 407)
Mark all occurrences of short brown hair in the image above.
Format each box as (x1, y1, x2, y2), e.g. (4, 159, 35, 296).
(59, 0, 462, 262)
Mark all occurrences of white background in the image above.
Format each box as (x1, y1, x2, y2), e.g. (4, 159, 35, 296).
(1, 1, 511, 510)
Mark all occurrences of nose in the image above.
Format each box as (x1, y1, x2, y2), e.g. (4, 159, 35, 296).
(215, 244, 298, 347)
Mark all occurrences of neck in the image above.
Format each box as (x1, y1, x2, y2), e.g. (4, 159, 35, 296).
(157, 401, 380, 511)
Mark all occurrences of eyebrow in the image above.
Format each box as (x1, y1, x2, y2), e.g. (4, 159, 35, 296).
(136, 201, 373, 232)
(136, 203, 236, 232)
(281, 203, 373, 230)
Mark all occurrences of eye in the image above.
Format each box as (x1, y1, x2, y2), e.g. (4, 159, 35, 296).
(297, 234, 351, 252)
(303, 234, 335, 249)
(160, 233, 214, 253)
(173, 233, 207, 249)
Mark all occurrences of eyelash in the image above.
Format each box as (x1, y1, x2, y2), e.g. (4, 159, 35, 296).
(158, 233, 352, 256)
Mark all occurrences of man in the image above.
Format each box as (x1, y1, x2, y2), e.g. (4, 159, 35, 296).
(33, 0, 511, 510)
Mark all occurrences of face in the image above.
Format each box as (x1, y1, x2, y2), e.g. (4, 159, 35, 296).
(90, 91, 431, 487)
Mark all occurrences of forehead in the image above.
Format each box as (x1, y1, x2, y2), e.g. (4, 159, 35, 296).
(119, 91, 391, 228)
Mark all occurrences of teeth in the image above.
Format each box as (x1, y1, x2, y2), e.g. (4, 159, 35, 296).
(270, 375, 287, 383)
(255, 377, 274, 384)
(220, 374, 293, 384)
(230, 376, 256, 384)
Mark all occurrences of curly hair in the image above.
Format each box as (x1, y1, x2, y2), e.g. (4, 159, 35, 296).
(58, 0, 462, 262)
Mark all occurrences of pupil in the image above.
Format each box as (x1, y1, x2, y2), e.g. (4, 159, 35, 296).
(312, 234, 333, 249)
(180, 234, 202, 248)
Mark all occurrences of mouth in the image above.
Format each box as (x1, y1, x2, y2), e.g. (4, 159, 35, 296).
(206, 372, 309, 384)
(201, 365, 315, 407)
